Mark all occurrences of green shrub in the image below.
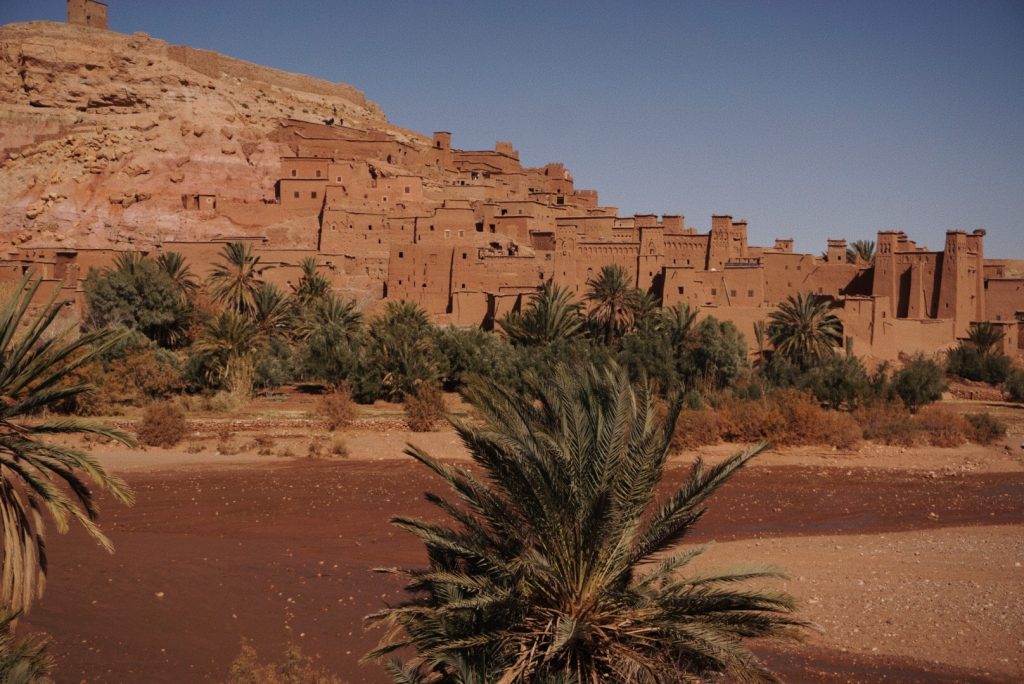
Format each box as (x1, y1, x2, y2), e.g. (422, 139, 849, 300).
(84, 256, 193, 348)
(435, 326, 515, 390)
(799, 354, 871, 409)
(892, 355, 946, 413)
(137, 402, 189, 447)
(965, 412, 1007, 445)
(947, 344, 1012, 384)
(1005, 369, 1024, 403)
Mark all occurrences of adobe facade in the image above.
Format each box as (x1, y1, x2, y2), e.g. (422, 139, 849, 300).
(3, 6, 1020, 365)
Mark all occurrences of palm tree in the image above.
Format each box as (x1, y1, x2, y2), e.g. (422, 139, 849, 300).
(965, 321, 1004, 356)
(112, 251, 147, 275)
(663, 302, 698, 348)
(252, 282, 294, 339)
(0, 609, 53, 681)
(767, 292, 843, 370)
(155, 251, 199, 302)
(207, 242, 268, 314)
(846, 240, 875, 265)
(295, 293, 362, 343)
(366, 362, 804, 681)
(0, 274, 134, 614)
(585, 265, 644, 345)
(194, 310, 264, 396)
(293, 257, 331, 303)
(753, 319, 769, 368)
(498, 280, 583, 346)
(367, 302, 442, 400)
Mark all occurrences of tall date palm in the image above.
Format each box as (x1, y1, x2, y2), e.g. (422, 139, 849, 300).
(207, 241, 268, 314)
(366, 362, 804, 682)
(0, 274, 134, 614)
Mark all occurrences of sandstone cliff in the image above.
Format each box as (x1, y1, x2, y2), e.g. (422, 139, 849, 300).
(0, 21, 419, 249)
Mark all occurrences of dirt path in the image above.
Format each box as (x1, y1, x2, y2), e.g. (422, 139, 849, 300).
(22, 458, 1024, 682)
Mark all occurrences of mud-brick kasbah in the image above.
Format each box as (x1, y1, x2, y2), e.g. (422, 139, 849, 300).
(1, 1, 1022, 365)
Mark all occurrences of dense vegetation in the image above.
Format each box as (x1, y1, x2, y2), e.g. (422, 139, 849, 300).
(74, 249, 1021, 430)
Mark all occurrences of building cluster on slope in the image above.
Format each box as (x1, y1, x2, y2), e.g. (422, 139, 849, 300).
(5, 1, 1023, 364)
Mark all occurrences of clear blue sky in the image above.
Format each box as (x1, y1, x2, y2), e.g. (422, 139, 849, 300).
(4, 1, 1022, 256)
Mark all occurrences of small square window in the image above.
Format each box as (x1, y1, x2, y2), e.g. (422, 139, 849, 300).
(315, 170, 321, 177)
(311, 191, 317, 199)
(398, 251, 404, 258)
(678, 286, 684, 294)
(730, 289, 737, 297)
(747, 289, 754, 297)
(293, 191, 299, 198)
(711, 288, 717, 296)
(291, 170, 296, 177)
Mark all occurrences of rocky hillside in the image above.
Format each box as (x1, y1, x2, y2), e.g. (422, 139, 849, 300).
(0, 21, 418, 249)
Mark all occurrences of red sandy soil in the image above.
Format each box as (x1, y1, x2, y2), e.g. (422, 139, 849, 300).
(21, 437, 1024, 683)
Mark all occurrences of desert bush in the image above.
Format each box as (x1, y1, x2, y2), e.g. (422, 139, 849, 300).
(712, 390, 860, 448)
(217, 438, 242, 455)
(317, 386, 356, 430)
(855, 402, 919, 446)
(254, 435, 276, 456)
(329, 436, 349, 458)
(105, 346, 183, 405)
(892, 355, 946, 413)
(137, 402, 189, 447)
(965, 412, 1007, 445)
(51, 359, 116, 416)
(671, 408, 723, 450)
(914, 407, 969, 447)
(226, 641, 342, 684)
(404, 382, 446, 432)
(307, 440, 324, 458)
(1004, 369, 1024, 403)
(185, 442, 205, 454)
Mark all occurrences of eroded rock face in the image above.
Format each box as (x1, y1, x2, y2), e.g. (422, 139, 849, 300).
(0, 21, 415, 249)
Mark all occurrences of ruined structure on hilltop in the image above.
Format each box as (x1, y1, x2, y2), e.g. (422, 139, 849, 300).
(66, 0, 108, 30)
(0, 7, 1021, 364)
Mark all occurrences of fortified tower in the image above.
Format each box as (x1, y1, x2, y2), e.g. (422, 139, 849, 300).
(872, 231, 902, 316)
(636, 214, 664, 293)
(707, 215, 748, 270)
(67, 0, 108, 29)
(937, 229, 985, 336)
